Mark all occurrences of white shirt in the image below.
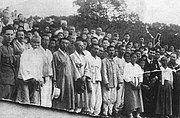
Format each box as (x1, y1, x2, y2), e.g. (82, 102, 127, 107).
(19, 48, 44, 81)
(114, 57, 125, 79)
(124, 63, 143, 86)
(70, 51, 90, 78)
(39, 46, 53, 77)
(160, 67, 173, 85)
(88, 55, 102, 83)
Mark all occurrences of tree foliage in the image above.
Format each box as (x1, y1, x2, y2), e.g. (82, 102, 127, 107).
(73, 0, 140, 31)
(27, 0, 180, 49)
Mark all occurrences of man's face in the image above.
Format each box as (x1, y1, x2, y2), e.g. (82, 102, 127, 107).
(47, 33, 52, 38)
(124, 53, 130, 63)
(136, 51, 142, 59)
(3, 9, 10, 18)
(134, 42, 139, 48)
(14, 24, 19, 30)
(77, 31, 81, 37)
(96, 28, 102, 35)
(69, 27, 75, 34)
(108, 47, 115, 57)
(45, 26, 50, 32)
(50, 41, 56, 48)
(63, 31, 69, 38)
(148, 42, 153, 48)
(27, 32, 32, 40)
(69, 35, 76, 43)
(91, 45, 99, 56)
(124, 34, 130, 42)
(155, 52, 160, 60)
(170, 46, 174, 52)
(107, 33, 112, 39)
(83, 28, 89, 34)
(102, 40, 109, 50)
(82, 34, 87, 40)
(58, 33, 64, 39)
(91, 38, 98, 45)
(119, 46, 126, 56)
(161, 57, 168, 67)
(76, 41, 84, 53)
(18, 14, 24, 21)
(91, 30, 96, 34)
(3, 30, 14, 44)
(126, 48, 131, 54)
(140, 37, 144, 43)
(60, 39, 69, 51)
(148, 50, 155, 59)
(42, 36, 50, 48)
(131, 54, 137, 64)
(170, 54, 177, 63)
(31, 38, 41, 49)
(83, 41, 87, 50)
(17, 31, 25, 42)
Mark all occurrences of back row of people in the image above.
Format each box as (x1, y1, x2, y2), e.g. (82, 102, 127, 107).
(0, 24, 180, 118)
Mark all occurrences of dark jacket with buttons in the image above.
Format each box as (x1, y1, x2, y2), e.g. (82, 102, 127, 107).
(0, 44, 16, 85)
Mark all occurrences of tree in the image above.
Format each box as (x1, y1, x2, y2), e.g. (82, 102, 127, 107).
(73, 0, 140, 31)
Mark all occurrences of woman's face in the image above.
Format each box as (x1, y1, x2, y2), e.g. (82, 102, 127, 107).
(139, 60, 145, 69)
(131, 54, 137, 64)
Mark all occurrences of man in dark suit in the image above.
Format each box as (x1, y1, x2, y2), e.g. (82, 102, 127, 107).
(142, 48, 161, 115)
(0, 25, 16, 100)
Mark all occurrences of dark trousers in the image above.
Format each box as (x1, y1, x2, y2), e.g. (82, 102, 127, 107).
(0, 84, 15, 100)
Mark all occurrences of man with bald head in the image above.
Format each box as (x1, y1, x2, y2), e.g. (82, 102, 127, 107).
(17, 35, 44, 105)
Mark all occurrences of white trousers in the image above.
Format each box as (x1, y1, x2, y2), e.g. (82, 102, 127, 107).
(89, 82, 102, 115)
(41, 76, 53, 107)
(114, 83, 124, 112)
(102, 87, 117, 115)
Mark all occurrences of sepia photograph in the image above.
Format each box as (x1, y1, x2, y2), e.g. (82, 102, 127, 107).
(0, 0, 180, 118)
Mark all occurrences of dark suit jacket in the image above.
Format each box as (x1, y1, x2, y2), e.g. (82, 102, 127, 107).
(0, 44, 16, 85)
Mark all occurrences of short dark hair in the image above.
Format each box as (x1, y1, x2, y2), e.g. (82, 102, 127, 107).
(107, 45, 115, 51)
(148, 48, 156, 52)
(124, 32, 130, 36)
(139, 36, 144, 39)
(2, 25, 14, 34)
(130, 52, 137, 57)
(102, 37, 109, 43)
(118, 44, 125, 50)
(16, 30, 25, 36)
(134, 49, 141, 53)
(59, 38, 69, 43)
(124, 52, 130, 57)
(90, 44, 99, 50)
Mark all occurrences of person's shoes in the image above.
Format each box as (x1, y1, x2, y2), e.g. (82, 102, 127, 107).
(101, 114, 109, 118)
(67, 109, 74, 112)
(74, 108, 81, 113)
(165, 116, 169, 118)
(91, 113, 99, 117)
(136, 114, 141, 118)
(127, 113, 134, 118)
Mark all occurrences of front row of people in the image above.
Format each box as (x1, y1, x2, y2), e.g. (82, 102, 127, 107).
(0, 26, 179, 118)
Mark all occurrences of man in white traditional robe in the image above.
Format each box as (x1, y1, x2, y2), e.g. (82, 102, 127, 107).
(70, 40, 91, 113)
(114, 45, 126, 113)
(39, 34, 53, 107)
(87, 44, 102, 116)
(101, 46, 122, 117)
(17, 35, 44, 105)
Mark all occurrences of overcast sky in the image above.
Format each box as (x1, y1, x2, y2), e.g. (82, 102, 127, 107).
(1, 0, 180, 25)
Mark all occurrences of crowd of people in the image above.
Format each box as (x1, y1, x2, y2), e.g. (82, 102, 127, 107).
(1, 7, 180, 118)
